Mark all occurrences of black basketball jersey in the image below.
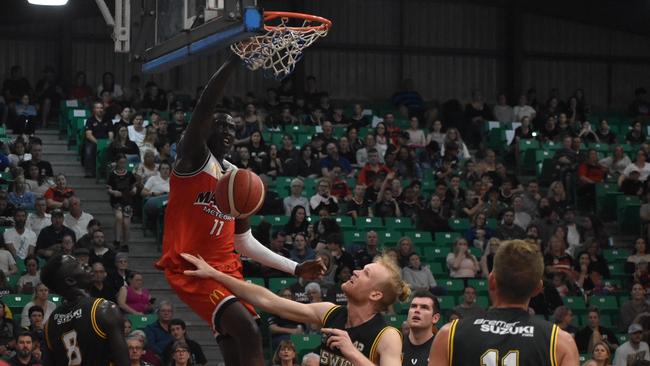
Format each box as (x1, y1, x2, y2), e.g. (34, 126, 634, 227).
(402, 334, 434, 366)
(449, 308, 558, 366)
(44, 297, 114, 366)
(319, 305, 399, 366)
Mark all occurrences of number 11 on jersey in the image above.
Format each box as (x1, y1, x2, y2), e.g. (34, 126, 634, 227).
(210, 219, 225, 236)
(481, 350, 519, 366)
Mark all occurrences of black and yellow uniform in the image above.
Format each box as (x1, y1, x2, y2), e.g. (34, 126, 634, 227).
(449, 308, 558, 366)
(319, 305, 399, 366)
(402, 334, 434, 366)
(44, 297, 114, 366)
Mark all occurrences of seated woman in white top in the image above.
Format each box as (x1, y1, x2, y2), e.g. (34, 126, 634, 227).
(621, 150, 650, 182)
(599, 145, 631, 178)
(401, 253, 436, 292)
(141, 162, 171, 198)
(20, 283, 56, 328)
(446, 237, 480, 278)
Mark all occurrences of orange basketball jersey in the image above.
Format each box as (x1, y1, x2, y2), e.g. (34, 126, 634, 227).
(156, 154, 239, 273)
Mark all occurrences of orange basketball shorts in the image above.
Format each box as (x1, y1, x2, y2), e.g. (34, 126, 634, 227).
(164, 260, 257, 335)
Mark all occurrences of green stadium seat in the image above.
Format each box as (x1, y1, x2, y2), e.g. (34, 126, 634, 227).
(357, 217, 383, 230)
(422, 247, 448, 263)
(434, 232, 460, 246)
(469, 247, 482, 258)
(589, 296, 618, 313)
(617, 334, 629, 345)
(246, 277, 265, 287)
(384, 217, 414, 231)
(589, 143, 610, 153)
(290, 334, 321, 358)
(579, 354, 588, 364)
(376, 231, 401, 245)
(249, 215, 264, 227)
(564, 296, 587, 311)
(608, 262, 626, 279)
(128, 314, 158, 330)
(603, 249, 630, 262)
(439, 279, 464, 295)
(8, 274, 20, 288)
(437, 295, 456, 310)
(467, 279, 488, 294)
(268, 277, 297, 293)
(386, 314, 407, 328)
(448, 218, 470, 232)
(405, 231, 433, 246)
(49, 294, 62, 305)
(333, 216, 354, 229)
(427, 262, 445, 276)
(4, 294, 31, 312)
(266, 215, 289, 228)
(596, 183, 622, 220)
(95, 138, 110, 182)
(570, 313, 581, 328)
(617, 195, 641, 234)
(343, 230, 366, 244)
(393, 301, 409, 315)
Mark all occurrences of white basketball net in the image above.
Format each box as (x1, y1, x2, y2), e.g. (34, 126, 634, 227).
(231, 16, 329, 80)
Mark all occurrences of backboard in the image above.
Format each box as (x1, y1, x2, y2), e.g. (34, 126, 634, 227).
(140, 0, 262, 73)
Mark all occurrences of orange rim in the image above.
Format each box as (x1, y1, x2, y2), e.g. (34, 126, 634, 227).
(264, 11, 331, 32)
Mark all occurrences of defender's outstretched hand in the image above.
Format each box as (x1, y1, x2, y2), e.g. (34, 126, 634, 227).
(295, 258, 327, 280)
(181, 253, 220, 278)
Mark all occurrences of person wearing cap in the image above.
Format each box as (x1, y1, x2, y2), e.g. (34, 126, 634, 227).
(34, 209, 75, 260)
(73, 247, 90, 266)
(612, 323, 650, 366)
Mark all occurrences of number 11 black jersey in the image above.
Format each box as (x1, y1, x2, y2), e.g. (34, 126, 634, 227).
(449, 307, 558, 366)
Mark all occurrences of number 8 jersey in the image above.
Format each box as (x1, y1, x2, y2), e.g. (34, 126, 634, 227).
(449, 308, 559, 366)
(44, 297, 114, 366)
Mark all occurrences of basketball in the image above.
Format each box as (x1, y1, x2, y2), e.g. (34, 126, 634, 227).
(214, 169, 265, 219)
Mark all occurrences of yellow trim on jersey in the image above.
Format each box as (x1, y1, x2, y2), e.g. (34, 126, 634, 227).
(369, 326, 400, 364)
(447, 319, 459, 366)
(44, 319, 53, 350)
(550, 324, 559, 366)
(321, 305, 340, 326)
(91, 298, 107, 339)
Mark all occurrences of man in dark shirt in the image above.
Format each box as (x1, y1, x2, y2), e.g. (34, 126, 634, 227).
(2, 65, 31, 103)
(20, 143, 53, 177)
(161, 319, 207, 366)
(403, 291, 440, 366)
(326, 233, 355, 270)
(35, 209, 76, 260)
(168, 108, 186, 144)
(9, 331, 39, 366)
(83, 102, 113, 178)
(88, 229, 117, 272)
(575, 307, 619, 354)
(354, 231, 380, 269)
(88, 262, 116, 302)
(495, 208, 526, 240)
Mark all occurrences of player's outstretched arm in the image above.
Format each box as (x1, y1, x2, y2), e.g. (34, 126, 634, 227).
(556, 328, 579, 366)
(428, 322, 451, 366)
(181, 253, 332, 324)
(234, 222, 326, 279)
(96, 300, 130, 366)
(175, 54, 238, 173)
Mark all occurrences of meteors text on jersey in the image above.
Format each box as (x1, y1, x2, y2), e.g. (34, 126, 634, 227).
(193, 191, 235, 221)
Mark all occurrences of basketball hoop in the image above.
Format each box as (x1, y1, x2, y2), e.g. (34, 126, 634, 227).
(231, 11, 332, 80)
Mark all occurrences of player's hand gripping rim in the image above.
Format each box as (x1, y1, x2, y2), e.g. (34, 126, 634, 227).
(181, 253, 220, 278)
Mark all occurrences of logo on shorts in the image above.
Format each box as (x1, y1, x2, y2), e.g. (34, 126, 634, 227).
(208, 289, 226, 305)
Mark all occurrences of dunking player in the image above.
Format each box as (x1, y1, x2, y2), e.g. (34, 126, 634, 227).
(402, 290, 440, 366)
(40, 254, 129, 366)
(181, 252, 409, 366)
(428, 240, 579, 366)
(154, 54, 325, 366)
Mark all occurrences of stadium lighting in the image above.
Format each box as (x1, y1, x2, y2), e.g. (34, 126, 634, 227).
(27, 0, 69, 6)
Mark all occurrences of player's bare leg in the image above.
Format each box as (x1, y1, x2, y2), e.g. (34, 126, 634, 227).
(215, 301, 264, 366)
